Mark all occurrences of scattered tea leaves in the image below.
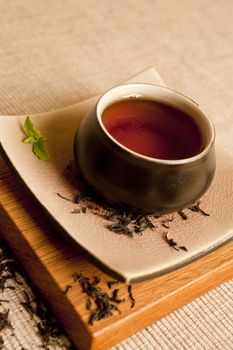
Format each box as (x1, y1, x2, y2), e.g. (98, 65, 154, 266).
(92, 276, 100, 285)
(189, 200, 209, 217)
(0, 310, 12, 331)
(21, 291, 63, 345)
(105, 211, 155, 236)
(0, 275, 13, 292)
(0, 335, 4, 349)
(73, 273, 121, 325)
(177, 210, 188, 220)
(106, 223, 132, 236)
(131, 214, 155, 233)
(62, 285, 73, 297)
(179, 246, 188, 252)
(66, 274, 138, 325)
(161, 217, 174, 229)
(0, 240, 73, 349)
(0, 251, 24, 292)
(57, 192, 72, 202)
(163, 232, 188, 252)
(19, 284, 67, 347)
(110, 289, 125, 304)
(73, 193, 93, 204)
(163, 232, 179, 251)
(88, 298, 120, 326)
(107, 280, 120, 289)
(85, 299, 92, 310)
(20, 291, 35, 319)
(127, 285, 135, 308)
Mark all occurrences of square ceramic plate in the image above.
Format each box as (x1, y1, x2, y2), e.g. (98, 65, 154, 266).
(0, 68, 233, 283)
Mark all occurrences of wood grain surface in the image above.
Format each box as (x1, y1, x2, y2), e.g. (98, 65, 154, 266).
(0, 155, 233, 349)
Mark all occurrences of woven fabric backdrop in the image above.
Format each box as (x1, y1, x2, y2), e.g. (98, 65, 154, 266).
(0, 0, 233, 349)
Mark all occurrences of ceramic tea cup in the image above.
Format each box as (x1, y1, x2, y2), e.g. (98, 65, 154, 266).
(74, 83, 215, 214)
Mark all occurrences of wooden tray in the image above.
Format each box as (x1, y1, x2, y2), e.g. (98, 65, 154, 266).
(0, 155, 233, 350)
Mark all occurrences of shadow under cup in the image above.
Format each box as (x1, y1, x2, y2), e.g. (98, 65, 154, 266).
(74, 84, 216, 214)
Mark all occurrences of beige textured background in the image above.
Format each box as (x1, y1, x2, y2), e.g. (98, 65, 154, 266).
(0, 0, 233, 349)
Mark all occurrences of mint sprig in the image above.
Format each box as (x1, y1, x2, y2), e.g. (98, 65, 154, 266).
(23, 116, 49, 161)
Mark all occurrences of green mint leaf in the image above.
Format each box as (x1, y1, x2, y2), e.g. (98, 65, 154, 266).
(23, 116, 42, 140)
(32, 139, 50, 161)
(22, 116, 50, 161)
(23, 136, 37, 143)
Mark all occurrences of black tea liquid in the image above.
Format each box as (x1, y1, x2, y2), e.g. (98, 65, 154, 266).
(101, 99, 203, 160)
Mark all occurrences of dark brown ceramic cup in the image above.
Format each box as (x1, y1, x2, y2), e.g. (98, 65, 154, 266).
(74, 83, 215, 214)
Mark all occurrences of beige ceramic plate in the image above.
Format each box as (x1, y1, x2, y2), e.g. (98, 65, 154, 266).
(0, 68, 233, 283)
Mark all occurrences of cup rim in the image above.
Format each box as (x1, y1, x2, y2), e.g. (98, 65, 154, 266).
(96, 83, 215, 165)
